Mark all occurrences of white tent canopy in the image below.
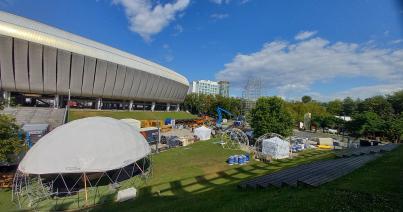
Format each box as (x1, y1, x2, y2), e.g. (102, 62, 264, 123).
(262, 136, 290, 159)
(120, 118, 141, 130)
(194, 126, 211, 141)
(18, 117, 151, 175)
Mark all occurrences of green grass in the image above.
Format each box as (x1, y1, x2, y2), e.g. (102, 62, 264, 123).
(95, 142, 403, 212)
(68, 109, 197, 121)
(1, 141, 401, 211)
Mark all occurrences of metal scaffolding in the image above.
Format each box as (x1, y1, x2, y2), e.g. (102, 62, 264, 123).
(241, 78, 263, 112)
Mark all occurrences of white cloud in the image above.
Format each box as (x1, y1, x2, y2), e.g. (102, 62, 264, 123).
(210, 13, 229, 20)
(239, 0, 251, 4)
(216, 32, 403, 100)
(0, 0, 13, 7)
(210, 0, 231, 4)
(391, 39, 403, 44)
(210, 0, 251, 5)
(294, 30, 318, 40)
(113, 0, 190, 41)
(162, 44, 174, 62)
(172, 24, 183, 36)
(331, 84, 403, 100)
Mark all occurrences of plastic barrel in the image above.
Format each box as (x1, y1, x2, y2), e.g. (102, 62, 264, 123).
(228, 156, 234, 165)
(233, 155, 238, 165)
(239, 155, 244, 165)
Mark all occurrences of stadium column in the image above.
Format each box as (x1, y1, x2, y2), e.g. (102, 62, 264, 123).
(2, 91, 10, 107)
(129, 100, 133, 111)
(96, 98, 102, 110)
(54, 95, 59, 108)
(166, 103, 171, 111)
(176, 104, 180, 112)
(151, 102, 156, 111)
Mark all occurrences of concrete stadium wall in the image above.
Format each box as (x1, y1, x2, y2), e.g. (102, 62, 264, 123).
(0, 35, 189, 103)
(0, 12, 189, 104)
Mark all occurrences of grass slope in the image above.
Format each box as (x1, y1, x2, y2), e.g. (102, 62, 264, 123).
(68, 109, 197, 121)
(95, 142, 402, 212)
(1, 141, 401, 211)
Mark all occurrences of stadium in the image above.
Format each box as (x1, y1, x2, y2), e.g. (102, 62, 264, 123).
(0, 12, 189, 111)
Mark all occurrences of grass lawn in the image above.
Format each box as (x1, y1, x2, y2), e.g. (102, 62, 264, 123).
(1, 140, 401, 211)
(68, 109, 197, 122)
(94, 141, 403, 212)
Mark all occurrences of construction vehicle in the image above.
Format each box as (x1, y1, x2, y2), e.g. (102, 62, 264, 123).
(216, 107, 246, 128)
(216, 107, 233, 128)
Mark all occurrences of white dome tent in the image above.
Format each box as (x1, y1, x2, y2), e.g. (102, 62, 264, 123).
(12, 117, 152, 209)
(194, 126, 212, 141)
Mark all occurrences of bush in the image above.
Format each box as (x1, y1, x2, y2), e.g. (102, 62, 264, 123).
(0, 115, 22, 162)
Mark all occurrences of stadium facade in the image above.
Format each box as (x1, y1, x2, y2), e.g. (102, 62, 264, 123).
(0, 12, 189, 111)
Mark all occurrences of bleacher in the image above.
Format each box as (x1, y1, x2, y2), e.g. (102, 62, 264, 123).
(0, 107, 66, 130)
(239, 144, 398, 189)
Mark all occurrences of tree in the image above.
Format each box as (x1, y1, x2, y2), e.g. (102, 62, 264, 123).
(326, 99, 342, 115)
(385, 113, 403, 143)
(301, 95, 312, 103)
(250, 97, 294, 138)
(387, 90, 403, 115)
(357, 96, 393, 118)
(183, 94, 242, 118)
(312, 114, 336, 132)
(285, 100, 328, 123)
(0, 114, 22, 162)
(346, 112, 384, 138)
(183, 93, 201, 114)
(342, 97, 356, 116)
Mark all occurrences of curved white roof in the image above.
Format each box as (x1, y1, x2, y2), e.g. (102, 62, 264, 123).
(0, 11, 188, 86)
(18, 117, 151, 175)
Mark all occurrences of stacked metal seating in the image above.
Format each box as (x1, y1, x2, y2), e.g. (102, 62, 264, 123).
(335, 143, 398, 158)
(239, 144, 398, 189)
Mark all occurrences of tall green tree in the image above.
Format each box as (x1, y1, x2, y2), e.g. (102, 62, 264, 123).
(385, 113, 403, 143)
(346, 112, 384, 138)
(326, 99, 343, 115)
(357, 96, 393, 118)
(312, 114, 336, 132)
(0, 114, 22, 162)
(183, 93, 242, 118)
(301, 95, 312, 103)
(387, 90, 403, 115)
(250, 97, 294, 137)
(342, 97, 356, 116)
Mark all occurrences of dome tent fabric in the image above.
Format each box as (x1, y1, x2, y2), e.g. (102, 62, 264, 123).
(194, 126, 211, 141)
(262, 136, 290, 159)
(120, 118, 141, 130)
(18, 117, 151, 175)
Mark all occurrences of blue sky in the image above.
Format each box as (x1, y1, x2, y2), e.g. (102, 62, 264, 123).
(1, 0, 402, 100)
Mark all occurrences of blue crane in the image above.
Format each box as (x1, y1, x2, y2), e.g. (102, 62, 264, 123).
(216, 107, 233, 128)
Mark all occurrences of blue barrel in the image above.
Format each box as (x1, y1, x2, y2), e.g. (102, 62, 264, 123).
(228, 156, 234, 165)
(233, 155, 238, 165)
(245, 154, 250, 162)
(165, 118, 172, 125)
(239, 155, 244, 165)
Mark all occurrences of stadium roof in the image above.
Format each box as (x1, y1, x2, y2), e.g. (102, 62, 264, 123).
(0, 11, 188, 86)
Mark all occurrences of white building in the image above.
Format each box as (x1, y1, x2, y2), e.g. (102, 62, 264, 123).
(218, 81, 230, 97)
(189, 80, 219, 95)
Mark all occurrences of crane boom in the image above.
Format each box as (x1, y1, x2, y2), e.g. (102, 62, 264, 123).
(216, 107, 233, 127)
